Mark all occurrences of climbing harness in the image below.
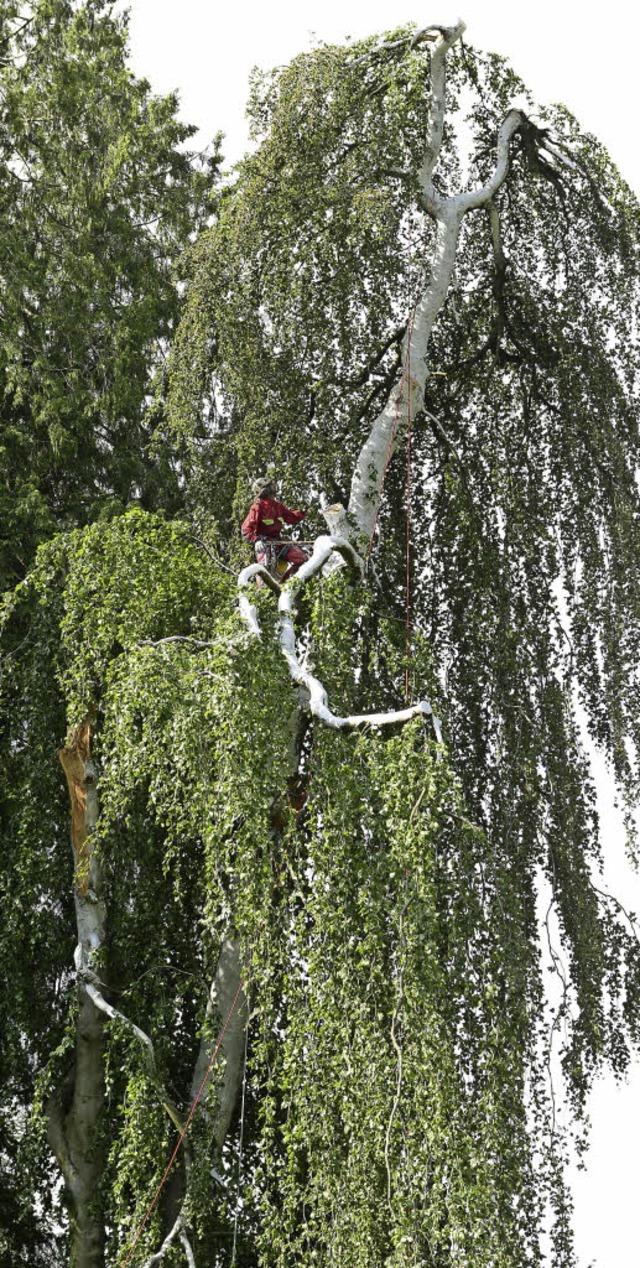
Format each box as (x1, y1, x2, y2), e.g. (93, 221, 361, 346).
(253, 537, 311, 584)
(255, 539, 290, 579)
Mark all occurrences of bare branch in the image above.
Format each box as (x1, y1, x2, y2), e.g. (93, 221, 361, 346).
(180, 1232, 197, 1268)
(238, 536, 443, 739)
(349, 24, 442, 67)
(140, 1209, 189, 1267)
(82, 972, 186, 1133)
(237, 563, 282, 597)
(136, 635, 218, 650)
(190, 534, 237, 575)
(589, 880, 640, 943)
(421, 23, 466, 193)
(455, 109, 525, 212)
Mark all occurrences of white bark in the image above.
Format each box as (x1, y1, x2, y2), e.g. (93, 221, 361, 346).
(239, 30, 530, 741)
(55, 727, 250, 1266)
(87, 937, 248, 1261)
(50, 721, 107, 1268)
(238, 536, 443, 741)
(189, 935, 248, 1152)
(419, 22, 466, 186)
(81, 975, 185, 1134)
(349, 212, 461, 542)
(242, 32, 530, 751)
(139, 1210, 188, 1267)
(345, 26, 526, 542)
(180, 1232, 197, 1268)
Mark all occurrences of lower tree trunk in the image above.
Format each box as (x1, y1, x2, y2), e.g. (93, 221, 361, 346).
(48, 719, 106, 1268)
(62, 986, 106, 1268)
(190, 935, 249, 1151)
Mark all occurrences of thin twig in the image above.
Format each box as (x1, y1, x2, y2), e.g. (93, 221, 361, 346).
(136, 636, 218, 650)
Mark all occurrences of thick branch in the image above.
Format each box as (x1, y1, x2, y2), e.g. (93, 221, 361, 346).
(237, 564, 282, 637)
(348, 96, 526, 542)
(454, 109, 525, 212)
(108, 939, 248, 1266)
(421, 22, 466, 191)
(140, 1210, 189, 1267)
(54, 720, 107, 1268)
(348, 212, 461, 540)
(350, 25, 440, 66)
(180, 1233, 197, 1268)
(189, 936, 249, 1151)
(81, 974, 185, 1133)
(238, 536, 443, 740)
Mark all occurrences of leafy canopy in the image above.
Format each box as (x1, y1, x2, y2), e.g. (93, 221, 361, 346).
(3, 17, 640, 1268)
(166, 22, 640, 1256)
(0, 0, 219, 589)
(3, 509, 571, 1266)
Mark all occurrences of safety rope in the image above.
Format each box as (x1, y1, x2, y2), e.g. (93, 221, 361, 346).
(120, 976, 245, 1268)
(231, 1010, 251, 1266)
(405, 317, 412, 705)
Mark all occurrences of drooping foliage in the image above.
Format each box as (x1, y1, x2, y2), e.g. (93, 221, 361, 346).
(166, 19, 640, 1260)
(0, 0, 219, 590)
(170, 24, 640, 823)
(3, 16, 640, 1268)
(170, 25, 640, 1064)
(3, 508, 610, 1267)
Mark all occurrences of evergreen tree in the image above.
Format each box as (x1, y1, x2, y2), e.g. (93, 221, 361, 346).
(0, 0, 218, 590)
(2, 20, 640, 1268)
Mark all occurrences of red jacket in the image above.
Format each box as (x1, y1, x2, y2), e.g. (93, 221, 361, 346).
(241, 497, 305, 543)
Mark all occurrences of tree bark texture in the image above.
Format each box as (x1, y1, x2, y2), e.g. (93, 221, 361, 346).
(344, 24, 525, 542)
(50, 718, 107, 1268)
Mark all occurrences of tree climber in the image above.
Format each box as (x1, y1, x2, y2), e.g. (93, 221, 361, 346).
(242, 477, 308, 582)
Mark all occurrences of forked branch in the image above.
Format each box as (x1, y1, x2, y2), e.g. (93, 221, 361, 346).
(239, 536, 443, 740)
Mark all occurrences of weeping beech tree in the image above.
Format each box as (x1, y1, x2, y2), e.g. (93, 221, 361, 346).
(3, 18, 640, 1268)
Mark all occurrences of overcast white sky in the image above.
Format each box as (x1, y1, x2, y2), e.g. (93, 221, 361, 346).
(117, 3, 640, 1263)
(121, 0, 640, 196)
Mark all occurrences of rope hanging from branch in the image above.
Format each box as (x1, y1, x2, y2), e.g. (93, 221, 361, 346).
(120, 977, 245, 1268)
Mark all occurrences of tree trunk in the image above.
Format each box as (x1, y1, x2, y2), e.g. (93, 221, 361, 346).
(48, 718, 107, 1268)
(189, 935, 248, 1151)
(318, 24, 525, 547)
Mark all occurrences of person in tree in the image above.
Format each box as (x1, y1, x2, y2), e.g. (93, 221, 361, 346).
(242, 476, 308, 581)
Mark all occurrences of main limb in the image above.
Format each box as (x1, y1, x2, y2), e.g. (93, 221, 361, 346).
(344, 26, 528, 543)
(239, 536, 443, 739)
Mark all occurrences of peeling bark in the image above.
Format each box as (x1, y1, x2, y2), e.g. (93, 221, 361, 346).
(50, 718, 107, 1268)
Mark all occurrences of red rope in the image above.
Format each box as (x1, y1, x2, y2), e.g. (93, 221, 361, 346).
(120, 976, 245, 1268)
(405, 331, 412, 705)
